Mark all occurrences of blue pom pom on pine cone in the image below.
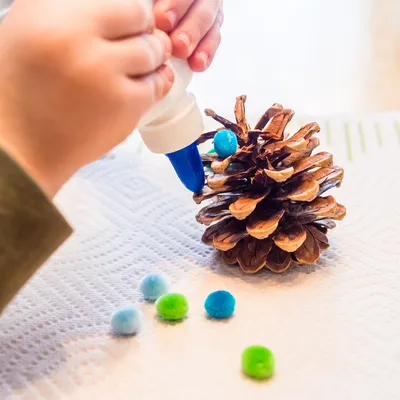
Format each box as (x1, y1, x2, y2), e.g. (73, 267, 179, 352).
(213, 129, 238, 158)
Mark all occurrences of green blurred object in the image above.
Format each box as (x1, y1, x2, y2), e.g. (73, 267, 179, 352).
(155, 293, 188, 321)
(242, 345, 275, 380)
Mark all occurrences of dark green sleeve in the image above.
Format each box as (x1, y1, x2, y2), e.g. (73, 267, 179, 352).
(0, 148, 73, 313)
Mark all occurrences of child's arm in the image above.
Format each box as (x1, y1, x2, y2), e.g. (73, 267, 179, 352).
(0, 0, 174, 312)
(0, 149, 72, 314)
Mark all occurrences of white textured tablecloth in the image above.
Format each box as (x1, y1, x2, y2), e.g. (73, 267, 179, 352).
(1, 114, 400, 400)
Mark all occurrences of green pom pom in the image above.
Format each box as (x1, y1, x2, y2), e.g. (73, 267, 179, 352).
(156, 293, 189, 321)
(242, 346, 275, 380)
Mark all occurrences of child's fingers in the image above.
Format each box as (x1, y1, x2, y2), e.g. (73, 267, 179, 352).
(153, 0, 196, 32)
(188, 10, 223, 72)
(153, 0, 196, 33)
(170, 0, 221, 58)
(113, 30, 172, 76)
(98, 0, 154, 39)
(131, 64, 175, 111)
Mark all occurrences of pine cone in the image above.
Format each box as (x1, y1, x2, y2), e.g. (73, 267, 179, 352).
(194, 96, 346, 274)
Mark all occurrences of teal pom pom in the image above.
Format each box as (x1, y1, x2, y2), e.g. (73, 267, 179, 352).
(111, 305, 143, 335)
(214, 129, 238, 158)
(140, 273, 169, 301)
(204, 290, 235, 319)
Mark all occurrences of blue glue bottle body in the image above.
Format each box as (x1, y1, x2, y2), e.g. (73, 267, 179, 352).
(138, 58, 205, 193)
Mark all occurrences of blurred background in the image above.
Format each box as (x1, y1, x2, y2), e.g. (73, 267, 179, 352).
(1, 0, 399, 117)
(189, 0, 400, 117)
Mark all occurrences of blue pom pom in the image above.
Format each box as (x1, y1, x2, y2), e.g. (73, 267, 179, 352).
(204, 290, 236, 319)
(213, 130, 238, 158)
(140, 273, 169, 301)
(111, 305, 143, 335)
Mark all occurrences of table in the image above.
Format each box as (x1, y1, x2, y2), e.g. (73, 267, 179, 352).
(1, 112, 399, 399)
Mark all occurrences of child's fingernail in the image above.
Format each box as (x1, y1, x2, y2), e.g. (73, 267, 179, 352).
(162, 64, 175, 84)
(165, 10, 177, 29)
(175, 32, 191, 49)
(197, 51, 209, 67)
(154, 30, 172, 58)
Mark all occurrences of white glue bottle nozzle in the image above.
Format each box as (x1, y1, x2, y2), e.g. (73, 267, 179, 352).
(138, 58, 205, 193)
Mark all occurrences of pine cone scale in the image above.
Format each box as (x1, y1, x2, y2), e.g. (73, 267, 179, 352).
(291, 151, 333, 174)
(246, 209, 284, 240)
(273, 225, 307, 252)
(294, 228, 321, 264)
(265, 245, 292, 273)
(228, 192, 269, 220)
(237, 237, 272, 274)
(264, 167, 294, 182)
(212, 219, 247, 251)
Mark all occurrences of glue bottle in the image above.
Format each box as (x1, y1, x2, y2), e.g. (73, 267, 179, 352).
(138, 57, 205, 193)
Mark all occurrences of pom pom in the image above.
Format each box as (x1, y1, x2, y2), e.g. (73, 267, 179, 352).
(214, 129, 238, 158)
(111, 305, 143, 336)
(204, 290, 235, 319)
(156, 293, 188, 321)
(140, 273, 169, 301)
(242, 345, 275, 380)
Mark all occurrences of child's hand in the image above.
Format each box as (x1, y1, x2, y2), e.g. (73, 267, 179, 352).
(0, 0, 174, 196)
(154, 0, 223, 72)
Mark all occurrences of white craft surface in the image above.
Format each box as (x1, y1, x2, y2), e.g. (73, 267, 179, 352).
(1, 114, 400, 400)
